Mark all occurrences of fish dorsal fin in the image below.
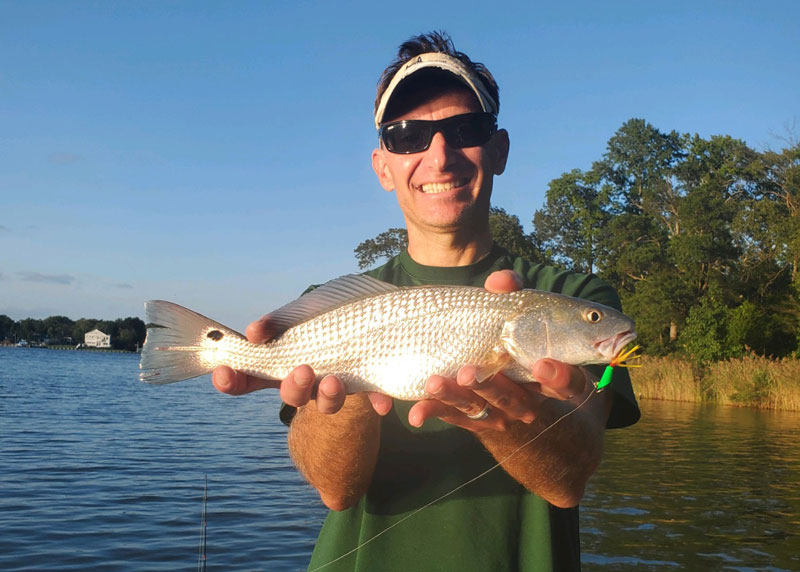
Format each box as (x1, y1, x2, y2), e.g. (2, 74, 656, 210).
(267, 274, 400, 331)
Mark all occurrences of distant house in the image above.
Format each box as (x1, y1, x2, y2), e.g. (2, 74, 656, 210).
(84, 329, 111, 348)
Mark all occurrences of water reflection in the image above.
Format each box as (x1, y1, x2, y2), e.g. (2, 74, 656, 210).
(582, 400, 800, 571)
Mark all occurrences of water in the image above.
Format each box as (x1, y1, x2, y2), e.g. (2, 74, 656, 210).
(1, 347, 799, 571)
(583, 400, 800, 571)
(0, 347, 324, 571)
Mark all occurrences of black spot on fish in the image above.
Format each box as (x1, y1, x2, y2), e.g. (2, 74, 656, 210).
(207, 330, 224, 341)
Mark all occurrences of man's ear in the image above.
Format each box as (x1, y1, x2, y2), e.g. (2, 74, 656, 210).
(487, 129, 510, 176)
(372, 148, 395, 191)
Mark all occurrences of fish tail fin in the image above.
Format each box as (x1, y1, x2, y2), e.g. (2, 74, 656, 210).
(139, 300, 240, 384)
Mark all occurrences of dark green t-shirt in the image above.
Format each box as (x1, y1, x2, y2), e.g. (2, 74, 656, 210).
(304, 245, 640, 571)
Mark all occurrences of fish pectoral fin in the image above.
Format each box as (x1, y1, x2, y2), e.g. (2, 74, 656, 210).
(475, 353, 512, 383)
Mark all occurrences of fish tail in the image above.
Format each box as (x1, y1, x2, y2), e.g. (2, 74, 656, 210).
(139, 300, 238, 384)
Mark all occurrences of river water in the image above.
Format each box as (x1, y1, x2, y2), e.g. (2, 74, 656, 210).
(1, 347, 798, 571)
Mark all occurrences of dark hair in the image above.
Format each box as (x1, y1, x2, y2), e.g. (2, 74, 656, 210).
(374, 31, 500, 118)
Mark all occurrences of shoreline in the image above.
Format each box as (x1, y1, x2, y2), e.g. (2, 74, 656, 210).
(0, 344, 137, 354)
(630, 355, 800, 412)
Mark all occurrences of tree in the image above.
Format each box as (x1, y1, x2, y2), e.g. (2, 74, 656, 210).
(43, 316, 75, 344)
(355, 228, 408, 270)
(113, 317, 147, 351)
(488, 207, 545, 263)
(0, 315, 15, 343)
(601, 118, 685, 217)
(532, 169, 608, 273)
(755, 142, 800, 288)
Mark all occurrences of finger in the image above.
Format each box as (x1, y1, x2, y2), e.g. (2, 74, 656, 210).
(212, 365, 277, 395)
(279, 364, 317, 407)
(245, 315, 286, 344)
(367, 392, 393, 416)
(531, 359, 588, 400)
(484, 270, 523, 293)
(315, 375, 346, 414)
(457, 366, 536, 423)
(408, 399, 508, 432)
(425, 374, 491, 419)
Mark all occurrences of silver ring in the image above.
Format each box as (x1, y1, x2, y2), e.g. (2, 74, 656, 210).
(466, 403, 490, 420)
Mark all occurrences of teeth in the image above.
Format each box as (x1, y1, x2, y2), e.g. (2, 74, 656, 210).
(419, 179, 467, 194)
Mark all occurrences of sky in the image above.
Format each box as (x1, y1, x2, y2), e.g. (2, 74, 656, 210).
(1, 1, 798, 330)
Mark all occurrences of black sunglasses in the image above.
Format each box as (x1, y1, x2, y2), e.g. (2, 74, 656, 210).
(379, 112, 497, 154)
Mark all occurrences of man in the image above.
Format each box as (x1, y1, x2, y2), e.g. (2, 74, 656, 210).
(213, 32, 639, 571)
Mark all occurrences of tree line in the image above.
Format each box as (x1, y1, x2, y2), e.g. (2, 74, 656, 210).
(0, 314, 146, 352)
(356, 118, 800, 362)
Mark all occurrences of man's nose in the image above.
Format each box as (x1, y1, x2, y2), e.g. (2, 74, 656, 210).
(425, 131, 457, 169)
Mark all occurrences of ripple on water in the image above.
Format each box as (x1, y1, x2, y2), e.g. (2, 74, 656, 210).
(581, 400, 800, 572)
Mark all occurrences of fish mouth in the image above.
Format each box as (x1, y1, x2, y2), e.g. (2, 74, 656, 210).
(595, 330, 637, 362)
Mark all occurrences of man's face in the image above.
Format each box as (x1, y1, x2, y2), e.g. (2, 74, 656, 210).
(371, 88, 509, 238)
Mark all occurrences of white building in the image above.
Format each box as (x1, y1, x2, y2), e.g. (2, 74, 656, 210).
(84, 329, 111, 348)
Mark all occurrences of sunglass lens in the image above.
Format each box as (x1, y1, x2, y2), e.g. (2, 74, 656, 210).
(447, 114, 495, 148)
(384, 123, 431, 153)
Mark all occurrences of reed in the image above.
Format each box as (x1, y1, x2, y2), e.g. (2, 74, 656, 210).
(628, 356, 800, 411)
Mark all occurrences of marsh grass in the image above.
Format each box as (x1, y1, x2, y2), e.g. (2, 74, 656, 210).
(629, 355, 800, 411)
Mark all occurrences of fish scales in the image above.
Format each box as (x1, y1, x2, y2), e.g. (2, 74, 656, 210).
(234, 287, 522, 399)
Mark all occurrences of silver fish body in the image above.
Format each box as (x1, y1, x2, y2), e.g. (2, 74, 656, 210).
(139, 274, 636, 400)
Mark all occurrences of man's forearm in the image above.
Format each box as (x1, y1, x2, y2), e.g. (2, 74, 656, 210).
(478, 389, 612, 508)
(287, 393, 381, 511)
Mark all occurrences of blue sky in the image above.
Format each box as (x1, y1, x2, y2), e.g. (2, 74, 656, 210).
(2, 1, 798, 330)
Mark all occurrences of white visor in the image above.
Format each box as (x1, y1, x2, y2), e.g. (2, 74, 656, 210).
(374, 52, 498, 129)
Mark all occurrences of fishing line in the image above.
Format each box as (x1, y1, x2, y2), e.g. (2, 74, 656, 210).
(197, 474, 208, 572)
(308, 387, 598, 572)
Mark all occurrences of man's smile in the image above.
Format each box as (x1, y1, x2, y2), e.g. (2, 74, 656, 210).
(417, 178, 470, 194)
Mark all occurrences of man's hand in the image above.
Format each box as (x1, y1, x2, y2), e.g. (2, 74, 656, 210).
(211, 317, 392, 415)
(408, 269, 592, 431)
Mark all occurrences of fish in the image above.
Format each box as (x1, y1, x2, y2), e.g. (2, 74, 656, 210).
(139, 274, 636, 399)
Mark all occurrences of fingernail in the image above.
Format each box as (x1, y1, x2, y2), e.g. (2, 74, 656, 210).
(295, 371, 314, 388)
(457, 369, 477, 387)
(534, 361, 556, 382)
(321, 386, 340, 399)
(507, 270, 523, 289)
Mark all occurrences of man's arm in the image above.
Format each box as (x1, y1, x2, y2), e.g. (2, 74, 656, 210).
(475, 369, 611, 508)
(288, 392, 381, 511)
(213, 326, 392, 512)
(408, 357, 611, 509)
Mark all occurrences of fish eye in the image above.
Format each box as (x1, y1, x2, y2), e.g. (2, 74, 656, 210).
(206, 330, 224, 341)
(584, 309, 603, 324)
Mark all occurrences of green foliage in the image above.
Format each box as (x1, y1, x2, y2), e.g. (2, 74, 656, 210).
(487, 207, 545, 263)
(354, 228, 408, 270)
(0, 315, 15, 342)
(680, 284, 731, 363)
